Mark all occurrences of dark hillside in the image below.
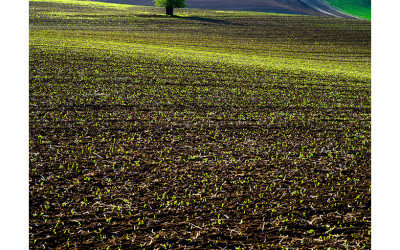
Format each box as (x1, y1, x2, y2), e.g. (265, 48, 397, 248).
(91, 0, 337, 16)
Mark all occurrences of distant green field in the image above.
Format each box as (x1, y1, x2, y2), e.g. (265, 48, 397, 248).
(326, 0, 371, 19)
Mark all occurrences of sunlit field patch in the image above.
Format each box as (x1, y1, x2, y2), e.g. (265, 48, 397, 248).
(30, 0, 370, 248)
(326, 0, 371, 20)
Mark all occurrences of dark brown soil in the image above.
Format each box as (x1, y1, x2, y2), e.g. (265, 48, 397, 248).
(29, 55, 371, 249)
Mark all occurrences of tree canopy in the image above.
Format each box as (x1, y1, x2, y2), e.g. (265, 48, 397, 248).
(154, 0, 186, 15)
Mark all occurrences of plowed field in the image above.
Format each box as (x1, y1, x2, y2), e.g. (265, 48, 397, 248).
(29, 0, 371, 249)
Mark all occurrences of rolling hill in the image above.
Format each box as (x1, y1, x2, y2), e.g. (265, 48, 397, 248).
(326, 0, 371, 19)
(91, 0, 358, 18)
(29, 0, 370, 248)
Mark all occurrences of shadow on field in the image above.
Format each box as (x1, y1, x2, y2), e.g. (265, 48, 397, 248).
(135, 14, 238, 25)
(175, 15, 239, 25)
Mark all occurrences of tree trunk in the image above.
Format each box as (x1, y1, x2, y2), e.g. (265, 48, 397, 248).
(166, 6, 173, 16)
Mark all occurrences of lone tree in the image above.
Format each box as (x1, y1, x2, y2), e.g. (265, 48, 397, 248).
(154, 0, 186, 16)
